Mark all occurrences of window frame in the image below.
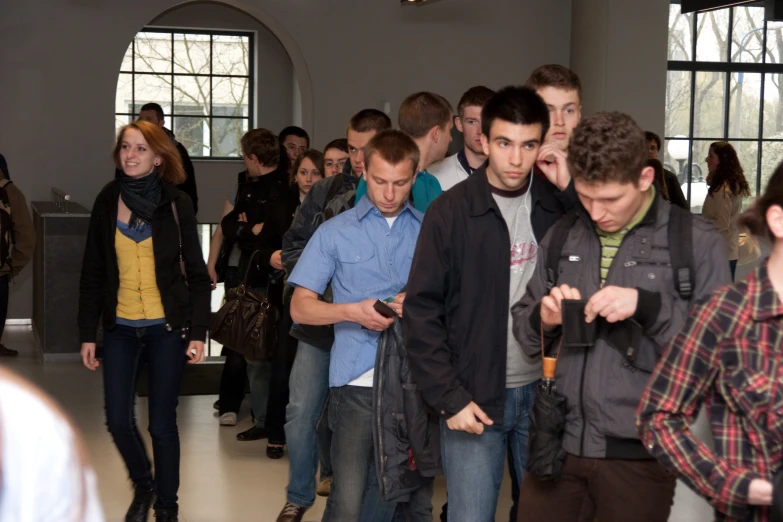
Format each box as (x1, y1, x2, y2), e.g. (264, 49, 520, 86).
(666, 0, 781, 202)
(116, 26, 255, 160)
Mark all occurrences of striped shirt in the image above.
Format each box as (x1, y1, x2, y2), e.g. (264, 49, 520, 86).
(637, 261, 783, 522)
(595, 188, 655, 285)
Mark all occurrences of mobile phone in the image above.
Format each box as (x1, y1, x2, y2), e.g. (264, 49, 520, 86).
(562, 299, 597, 348)
(373, 299, 397, 319)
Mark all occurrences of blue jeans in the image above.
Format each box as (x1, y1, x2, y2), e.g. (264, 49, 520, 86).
(440, 383, 538, 522)
(322, 385, 433, 522)
(285, 340, 331, 507)
(103, 324, 187, 513)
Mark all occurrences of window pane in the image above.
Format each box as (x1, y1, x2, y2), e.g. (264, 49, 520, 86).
(729, 72, 762, 139)
(685, 140, 712, 213)
(212, 118, 248, 157)
(213, 35, 249, 76)
(173, 33, 210, 75)
(763, 74, 783, 138)
(668, 4, 694, 61)
(761, 141, 783, 195)
(212, 77, 249, 117)
(696, 9, 730, 62)
(665, 71, 692, 137)
(732, 5, 765, 63)
(115, 114, 131, 138)
(134, 32, 172, 74)
(693, 71, 727, 138)
(766, 21, 783, 64)
(173, 76, 210, 116)
(116, 73, 133, 114)
(174, 116, 208, 157)
(729, 140, 759, 207)
(134, 74, 172, 114)
(121, 42, 133, 72)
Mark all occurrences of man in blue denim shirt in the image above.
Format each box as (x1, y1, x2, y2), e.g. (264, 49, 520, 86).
(289, 130, 432, 522)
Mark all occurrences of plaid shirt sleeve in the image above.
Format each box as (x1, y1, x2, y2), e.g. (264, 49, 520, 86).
(637, 293, 762, 520)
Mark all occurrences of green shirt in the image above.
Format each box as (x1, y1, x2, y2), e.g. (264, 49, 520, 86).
(596, 187, 656, 286)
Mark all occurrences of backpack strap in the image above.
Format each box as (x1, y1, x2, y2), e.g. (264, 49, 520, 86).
(545, 211, 579, 292)
(668, 204, 694, 300)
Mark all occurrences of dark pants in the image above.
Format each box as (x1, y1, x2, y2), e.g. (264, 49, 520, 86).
(730, 259, 738, 282)
(266, 300, 295, 443)
(103, 324, 187, 513)
(517, 454, 676, 522)
(218, 266, 247, 415)
(0, 274, 8, 340)
(322, 385, 433, 522)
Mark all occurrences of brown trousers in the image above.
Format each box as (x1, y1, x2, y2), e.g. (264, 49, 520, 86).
(517, 455, 676, 522)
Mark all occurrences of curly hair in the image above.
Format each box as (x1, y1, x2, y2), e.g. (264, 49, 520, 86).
(567, 112, 647, 185)
(739, 159, 783, 242)
(708, 142, 751, 197)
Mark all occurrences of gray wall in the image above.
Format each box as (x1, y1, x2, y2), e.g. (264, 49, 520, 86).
(571, 0, 670, 137)
(0, 0, 573, 319)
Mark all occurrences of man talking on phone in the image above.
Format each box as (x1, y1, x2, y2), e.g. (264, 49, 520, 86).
(511, 112, 730, 522)
(287, 130, 432, 522)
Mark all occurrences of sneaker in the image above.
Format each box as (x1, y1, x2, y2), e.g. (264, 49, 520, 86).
(316, 476, 332, 497)
(0, 344, 18, 357)
(276, 502, 308, 522)
(213, 400, 220, 411)
(219, 412, 238, 426)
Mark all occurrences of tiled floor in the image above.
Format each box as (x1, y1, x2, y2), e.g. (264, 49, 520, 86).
(1, 326, 715, 522)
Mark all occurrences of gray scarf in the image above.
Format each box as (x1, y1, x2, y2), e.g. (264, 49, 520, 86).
(118, 172, 162, 229)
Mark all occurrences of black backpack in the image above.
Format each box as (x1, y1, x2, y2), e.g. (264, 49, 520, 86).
(545, 204, 694, 300)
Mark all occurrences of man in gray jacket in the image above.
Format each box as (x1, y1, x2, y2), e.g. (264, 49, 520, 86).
(511, 112, 730, 522)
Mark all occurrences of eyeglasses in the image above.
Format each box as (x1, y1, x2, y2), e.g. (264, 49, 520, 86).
(325, 159, 348, 169)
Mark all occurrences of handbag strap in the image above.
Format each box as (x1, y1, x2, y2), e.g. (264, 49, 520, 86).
(240, 250, 263, 287)
(170, 201, 187, 282)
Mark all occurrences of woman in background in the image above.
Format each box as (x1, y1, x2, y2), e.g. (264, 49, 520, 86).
(702, 141, 751, 281)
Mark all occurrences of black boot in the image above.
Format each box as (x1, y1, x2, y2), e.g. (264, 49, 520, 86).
(125, 486, 155, 522)
(154, 510, 178, 522)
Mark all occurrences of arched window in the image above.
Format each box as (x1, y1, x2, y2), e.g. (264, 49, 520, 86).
(115, 28, 254, 158)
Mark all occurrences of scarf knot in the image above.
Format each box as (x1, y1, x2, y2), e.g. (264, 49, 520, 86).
(118, 172, 162, 229)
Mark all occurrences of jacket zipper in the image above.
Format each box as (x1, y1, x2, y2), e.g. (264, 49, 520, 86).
(574, 210, 651, 456)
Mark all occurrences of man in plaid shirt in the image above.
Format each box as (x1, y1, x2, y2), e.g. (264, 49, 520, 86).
(638, 163, 783, 522)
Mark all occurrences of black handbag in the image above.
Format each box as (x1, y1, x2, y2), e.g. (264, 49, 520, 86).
(527, 323, 568, 483)
(209, 251, 279, 361)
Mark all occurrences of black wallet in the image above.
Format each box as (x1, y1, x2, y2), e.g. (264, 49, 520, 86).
(562, 299, 598, 348)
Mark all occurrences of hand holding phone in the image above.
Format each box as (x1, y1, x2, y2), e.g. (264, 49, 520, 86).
(373, 299, 397, 319)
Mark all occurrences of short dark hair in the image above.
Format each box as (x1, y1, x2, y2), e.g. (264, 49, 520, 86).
(364, 130, 420, 176)
(457, 86, 495, 118)
(291, 149, 325, 185)
(241, 128, 280, 167)
(568, 112, 647, 185)
(398, 92, 453, 139)
(645, 131, 662, 151)
(481, 86, 550, 140)
(525, 64, 582, 101)
(348, 109, 392, 134)
(279, 126, 310, 148)
(139, 103, 165, 121)
(324, 138, 348, 154)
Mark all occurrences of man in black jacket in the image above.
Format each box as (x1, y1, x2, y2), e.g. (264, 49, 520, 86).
(130, 103, 199, 215)
(275, 109, 392, 522)
(404, 87, 578, 522)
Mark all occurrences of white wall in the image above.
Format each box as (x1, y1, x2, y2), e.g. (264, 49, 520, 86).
(0, 0, 572, 319)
